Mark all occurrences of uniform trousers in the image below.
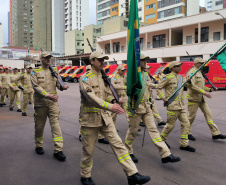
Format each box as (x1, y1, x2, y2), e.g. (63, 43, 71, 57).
(188, 101, 220, 136)
(9, 89, 21, 109)
(125, 111, 171, 158)
(152, 103, 163, 123)
(161, 109, 189, 147)
(0, 88, 8, 104)
(22, 92, 34, 113)
(34, 102, 63, 153)
(80, 121, 138, 178)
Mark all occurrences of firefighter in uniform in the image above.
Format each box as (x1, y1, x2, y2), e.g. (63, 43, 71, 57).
(17, 65, 34, 116)
(125, 54, 180, 164)
(186, 57, 226, 141)
(79, 51, 150, 185)
(8, 67, 22, 112)
(111, 65, 129, 124)
(156, 61, 196, 152)
(144, 64, 166, 127)
(31, 51, 69, 161)
(0, 68, 9, 107)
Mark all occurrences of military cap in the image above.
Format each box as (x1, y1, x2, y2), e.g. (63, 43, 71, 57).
(89, 51, 109, 60)
(26, 65, 33, 69)
(140, 54, 150, 60)
(86, 65, 92, 71)
(169, 61, 182, 69)
(194, 57, 205, 64)
(40, 51, 53, 58)
(117, 65, 126, 71)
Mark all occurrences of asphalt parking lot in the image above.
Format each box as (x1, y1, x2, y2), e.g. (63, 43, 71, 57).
(0, 83, 226, 185)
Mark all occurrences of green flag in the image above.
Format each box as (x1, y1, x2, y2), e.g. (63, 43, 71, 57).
(35, 46, 37, 51)
(216, 46, 226, 73)
(127, 0, 142, 112)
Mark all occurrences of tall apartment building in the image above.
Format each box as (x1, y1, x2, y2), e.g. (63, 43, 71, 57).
(0, 23, 3, 47)
(64, 0, 89, 31)
(10, 0, 34, 48)
(33, 0, 52, 52)
(157, 0, 199, 22)
(52, 0, 65, 55)
(97, 0, 199, 26)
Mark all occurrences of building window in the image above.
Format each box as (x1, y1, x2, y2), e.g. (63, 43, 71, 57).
(98, 20, 103, 25)
(121, 46, 125, 52)
(105, 43, 110, 54)
(216, 1, 223, 6)
(147, 42, 151, 49)
(160, 1, 164, 8)
(195, 27, 209, 43)
(138, 7, 142, 11)
(124, 21, 128, 27)
(175, 7, 179, 15)
(77, 42, 80, 46)
(82, 33, 84, 36)
(112, 7, 118, 11)
(146, 3, 156, 10)
(160, 11, 164, 18)
(140, 38, 143, 50)
(112, 15, 118, 18)
(175, 0, 180, 3)
(186, 36, 192, 44)
(96, 28, 101, 33)
(107, 9, 110, 15)
(146, 13, 156, 22)
(153, 34, 166, 48)
(98, 12, 102, 18)
(213, 32, 220, 41)
(113, 42, 120, 53)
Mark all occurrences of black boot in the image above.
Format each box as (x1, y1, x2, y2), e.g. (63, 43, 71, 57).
(35, 147, 44, 155)
(130, 154, 138, 163)
(17, 109, 22, 112)
(180, 145, 196, 152)
(9, 107, 13, 111)
(139, 122, 145, 127)
(29, 101, 32, 104)
(3, 102, 6, 105)
(98, 138, 109, 144)
(79, 135, 82, 142)
(22, 112, 27, 116)
(80, 177, 95, 185)
(158, 121, 166, 126)
(138, 128, 141, 132)
(53, 151, 66, 161)
(188, 134, 196, 141)
(212, 134, 226, 140)
(128, 173, 150, 185)
(0, 104, 3, 107)
(161, 154, 181, 164)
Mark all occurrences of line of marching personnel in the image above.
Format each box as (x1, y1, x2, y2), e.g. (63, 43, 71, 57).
(1, 51, 226, 185)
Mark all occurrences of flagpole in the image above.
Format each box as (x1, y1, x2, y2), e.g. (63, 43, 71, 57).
(166, 42, 226, 106)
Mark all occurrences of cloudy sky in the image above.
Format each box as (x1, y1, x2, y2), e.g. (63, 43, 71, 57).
(0, 0, 205, 46)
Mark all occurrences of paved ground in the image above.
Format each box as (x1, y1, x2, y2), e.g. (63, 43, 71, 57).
(0, 83, 226, 185)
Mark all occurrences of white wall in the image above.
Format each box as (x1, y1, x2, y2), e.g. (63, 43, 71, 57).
(212, 0, 223, 11)
(187, 0, 199, 16)
(52, 0, 65, 55)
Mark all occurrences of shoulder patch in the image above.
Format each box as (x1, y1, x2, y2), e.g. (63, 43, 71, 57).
(162, 77, 166, 80)
(82, 77, 88, 82)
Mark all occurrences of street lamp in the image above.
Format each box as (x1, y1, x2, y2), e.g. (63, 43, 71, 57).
(215, 12, 225, 19)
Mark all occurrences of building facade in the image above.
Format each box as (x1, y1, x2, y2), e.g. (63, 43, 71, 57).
(64, 0, 89, 31)
(10, 0, 34, 48)
(96, 9, 226, 64)
(0, 23, 3, 47)
(97, 0, 199, 25)
(212, 0, 223, 11)
(52, 0, 65, 55)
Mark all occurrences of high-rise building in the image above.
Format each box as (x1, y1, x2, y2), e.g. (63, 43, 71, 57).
(8, 12, 10, 46)
(52, 0, 65, 55)
(64, 0, 89, 32)
(97, 0, 199, 26)
(33, 0, 52, 52)
(0, 23, 3, 47)
(205, 0, 213, 11)
(10, 0, 34, 48)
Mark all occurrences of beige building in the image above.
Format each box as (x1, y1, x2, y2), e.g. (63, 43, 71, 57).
(0, 23, 3, 47)
(65, 30, 84, 56)
(33, 0, 52, 52)
(10, 0, 34, 47)
(65, 16, 148, 55)
(96, 9, 226, 64)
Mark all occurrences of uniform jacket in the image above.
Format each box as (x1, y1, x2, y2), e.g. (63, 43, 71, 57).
(156, 72, 186, 110)
(0, 73, 9, 89)
(186, 67, 211, 103)
(17, 73, 34, 94)
(79, 68, 115, 127)
(7, 73, 21, 91)
(31, 66, 61, 107)
(111, 73, 127, 98)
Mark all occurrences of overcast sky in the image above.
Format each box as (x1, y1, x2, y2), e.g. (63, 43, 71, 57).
(0, 0, 205, 47)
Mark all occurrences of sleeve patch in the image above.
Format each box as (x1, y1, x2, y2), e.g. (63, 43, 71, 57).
(86, 87, 92, 93)
(82, 77, 88, 82)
